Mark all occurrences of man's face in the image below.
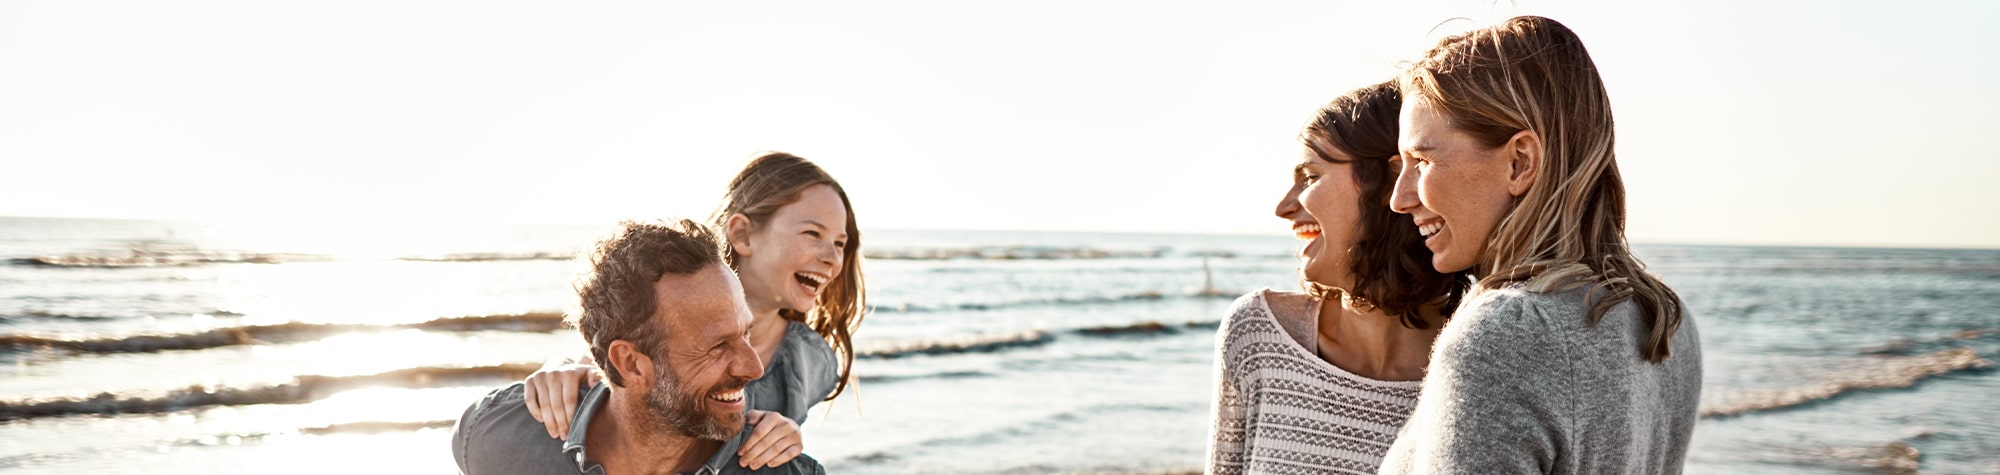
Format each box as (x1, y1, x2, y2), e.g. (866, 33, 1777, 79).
(640, 264, 763, 441)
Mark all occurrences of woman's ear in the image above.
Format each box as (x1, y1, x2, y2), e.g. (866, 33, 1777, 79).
(725, 213, 755, 258)
(1505, 130, 1542, 197)
(604, 339, 653, 388)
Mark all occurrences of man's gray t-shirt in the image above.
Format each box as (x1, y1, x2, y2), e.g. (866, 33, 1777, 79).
(451, 381, 824, 475)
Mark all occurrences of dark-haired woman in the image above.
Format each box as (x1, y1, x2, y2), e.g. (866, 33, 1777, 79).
(1206, 80, 1469, 475)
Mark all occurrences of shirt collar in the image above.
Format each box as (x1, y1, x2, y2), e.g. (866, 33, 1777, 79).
(561, 382, 612, 474)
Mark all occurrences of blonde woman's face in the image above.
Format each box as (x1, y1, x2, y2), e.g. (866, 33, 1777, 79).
(1389, 98, 1518, 274)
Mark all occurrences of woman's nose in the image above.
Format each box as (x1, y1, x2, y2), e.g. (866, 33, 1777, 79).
(1389, 163, 1420, 215)
(1274, 182, 1304, 220)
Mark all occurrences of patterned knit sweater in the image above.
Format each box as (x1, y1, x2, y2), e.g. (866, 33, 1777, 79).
(1207, 289, 1422, 475)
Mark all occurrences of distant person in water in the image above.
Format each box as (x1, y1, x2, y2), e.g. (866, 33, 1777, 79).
(522, 152, 865, 471)
(1377, 16, 1701, 473)
(1206, 80, 1470, 474)
(451, 219, 824, 474)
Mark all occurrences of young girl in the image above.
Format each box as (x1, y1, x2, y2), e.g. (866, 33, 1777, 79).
(1378, 16, 1702, 474)
(523, 152, 865, 471)
(1207, 80, 1469, 474)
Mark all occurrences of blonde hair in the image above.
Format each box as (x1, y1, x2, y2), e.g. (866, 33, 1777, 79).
(711, 152, 866, 399)
(1403, 16, 1685, 362)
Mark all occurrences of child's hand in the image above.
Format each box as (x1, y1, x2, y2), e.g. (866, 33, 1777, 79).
(522, 362, 603, 439)
(737, 410, 803, 469)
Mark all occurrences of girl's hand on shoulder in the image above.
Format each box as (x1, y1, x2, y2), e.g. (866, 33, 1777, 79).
(521, 361, 603, 439)
(737, 410, 803, 470)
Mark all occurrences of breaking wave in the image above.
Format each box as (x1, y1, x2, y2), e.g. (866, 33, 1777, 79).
(299, 419, 458, 435)
(397, 252, 574, 262)
(1699, 347, 1993, 418)
(0, 312, 566, 355)
(857, 331, 1055, 359)
(11, 249, 331, 268)
(1075, 320, 1215, 337)
(872, 289, 1235, 314)
(856, 370, 997, 384)
(0, 364, 540, 421)
(865, 246, 1167, 260)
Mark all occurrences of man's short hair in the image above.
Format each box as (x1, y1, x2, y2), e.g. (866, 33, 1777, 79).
(568, 219, 725, 387)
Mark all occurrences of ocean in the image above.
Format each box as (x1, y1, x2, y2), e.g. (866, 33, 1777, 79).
(1, 217, 1994, 474)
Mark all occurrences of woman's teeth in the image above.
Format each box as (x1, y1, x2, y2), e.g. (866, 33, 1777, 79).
(1292, 223, 1322, 240)
(1419, 223, 1443, 237)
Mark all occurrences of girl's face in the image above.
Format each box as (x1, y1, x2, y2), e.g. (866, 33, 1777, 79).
(1389, 97, 1530, 274)
(729, 184, 849, 315)
(1275, 137, 1363, 291)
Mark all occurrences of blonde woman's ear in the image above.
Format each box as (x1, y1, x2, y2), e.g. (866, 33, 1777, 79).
(1506, 130, 1542, 196)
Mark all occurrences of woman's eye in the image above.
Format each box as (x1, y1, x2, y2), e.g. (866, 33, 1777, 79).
(834, 241, 847, 249)
(1303, 174, 1321, 184)
(804, 230, 821, 238)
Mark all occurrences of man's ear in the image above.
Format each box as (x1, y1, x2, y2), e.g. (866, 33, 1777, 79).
(604, 339, 653, 388)
(1505, 129, 1542, 197)
(725, 213, 755, 258)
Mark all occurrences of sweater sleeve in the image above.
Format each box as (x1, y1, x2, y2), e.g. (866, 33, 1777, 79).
(1379, 290, 1572, 474)
(1205, 293, 1258, 475)
(784, 323, 841, 424)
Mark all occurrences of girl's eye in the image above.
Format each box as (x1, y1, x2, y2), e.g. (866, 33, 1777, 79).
(834, 241, 847, 249)
(804, 230, 821, 238)
(1303, 174, 1321, 184)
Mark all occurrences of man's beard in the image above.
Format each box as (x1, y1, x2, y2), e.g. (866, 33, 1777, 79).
(644, 360, 748, 441)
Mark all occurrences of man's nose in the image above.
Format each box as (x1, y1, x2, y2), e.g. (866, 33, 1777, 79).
(733, 340, 765, 382)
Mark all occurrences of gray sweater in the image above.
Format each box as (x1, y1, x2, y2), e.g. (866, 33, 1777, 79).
(1377, 285, 1702, 474)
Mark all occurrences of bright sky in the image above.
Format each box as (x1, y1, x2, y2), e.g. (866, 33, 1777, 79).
(2, 1, 1996, 248)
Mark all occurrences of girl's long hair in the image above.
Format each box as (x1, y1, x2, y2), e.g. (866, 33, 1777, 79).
(712, 152, 866, 399)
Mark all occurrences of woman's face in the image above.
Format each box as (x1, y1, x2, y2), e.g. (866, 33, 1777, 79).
(1389, 97, 1523, 274)
(730, 184, 849, 315)
(1275, 137, 1362, 291)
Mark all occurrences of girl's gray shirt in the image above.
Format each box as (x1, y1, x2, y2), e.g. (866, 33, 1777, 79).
(745, 321, 840, 424)
(1378, 285, 1703, 474)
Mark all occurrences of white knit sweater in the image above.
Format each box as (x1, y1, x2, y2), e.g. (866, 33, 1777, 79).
(1207, 289, 1422, 475)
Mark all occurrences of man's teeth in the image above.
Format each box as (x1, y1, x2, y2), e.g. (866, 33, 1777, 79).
(708, 389, 744, 402)
(1419, 223, 1443, 237)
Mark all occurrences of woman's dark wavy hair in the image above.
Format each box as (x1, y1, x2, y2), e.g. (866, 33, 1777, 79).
(1301, 80, 1470, 328)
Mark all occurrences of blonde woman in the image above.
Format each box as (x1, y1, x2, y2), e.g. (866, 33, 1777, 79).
(1378, 16, 1702, 474)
